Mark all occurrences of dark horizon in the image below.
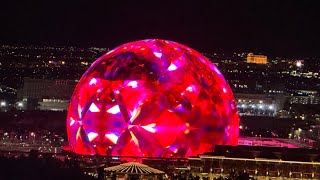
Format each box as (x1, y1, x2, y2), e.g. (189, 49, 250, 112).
(1, 1, 320, 57)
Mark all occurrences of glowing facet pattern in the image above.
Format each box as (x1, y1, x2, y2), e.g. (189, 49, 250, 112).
(66, 39, 239, 157)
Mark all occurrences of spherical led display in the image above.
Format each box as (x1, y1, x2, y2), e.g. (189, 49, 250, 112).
(67, 39, 239, 157)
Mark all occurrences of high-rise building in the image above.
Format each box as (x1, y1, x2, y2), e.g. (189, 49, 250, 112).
(247, 53, 267, 64)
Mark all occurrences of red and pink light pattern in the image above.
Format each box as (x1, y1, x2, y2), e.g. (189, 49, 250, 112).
(66, 39, 239, 157)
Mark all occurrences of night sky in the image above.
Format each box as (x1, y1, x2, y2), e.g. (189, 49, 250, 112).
(1, 0, 320, 56)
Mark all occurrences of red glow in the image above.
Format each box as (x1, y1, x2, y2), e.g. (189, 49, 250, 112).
(66, 39, 239, 157)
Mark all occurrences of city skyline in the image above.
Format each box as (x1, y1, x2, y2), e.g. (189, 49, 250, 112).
(1, 1, 320, 57)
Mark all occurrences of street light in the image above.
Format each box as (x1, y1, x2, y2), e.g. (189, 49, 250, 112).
(17, 102, 23, 107)
(268, 105, 274, 110)
(296, 61, 302, 67)
(0, 101, 6, 107)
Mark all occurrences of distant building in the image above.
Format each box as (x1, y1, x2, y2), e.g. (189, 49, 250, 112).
(235, 93, 285, 117)
(247, 53, 267, 64)
(288, 90, 320, 105)
(289, 96, 320, 105)
(18, 77, 77, 100)
(188, 145, 320, 179)
(38, 99, 69, 111)
(18, 77, 77, 110)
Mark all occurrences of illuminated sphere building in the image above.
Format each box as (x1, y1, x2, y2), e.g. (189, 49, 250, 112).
(67, 39, 239, 157)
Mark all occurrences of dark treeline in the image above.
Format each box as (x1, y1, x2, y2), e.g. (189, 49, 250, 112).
(0, 151, 94, 180)
(0, 110, 66, 133)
